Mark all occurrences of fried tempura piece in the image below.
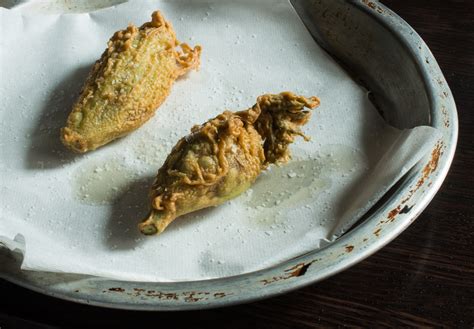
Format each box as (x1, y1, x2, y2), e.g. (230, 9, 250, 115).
(139, 92, 320, 235)
(61, 11, 201, 153)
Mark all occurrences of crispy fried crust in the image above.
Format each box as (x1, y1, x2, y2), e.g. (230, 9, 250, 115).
(60, 11, 201, 153)
(139, 92, 320, 235)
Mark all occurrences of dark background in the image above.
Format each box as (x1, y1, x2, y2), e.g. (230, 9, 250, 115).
(1, 0, 473, 328)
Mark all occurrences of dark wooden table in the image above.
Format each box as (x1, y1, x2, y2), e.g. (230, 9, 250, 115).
(1, 1, 473, 328)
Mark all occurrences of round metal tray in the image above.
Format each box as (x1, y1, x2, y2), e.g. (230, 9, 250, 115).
(0, 0, 457, 310)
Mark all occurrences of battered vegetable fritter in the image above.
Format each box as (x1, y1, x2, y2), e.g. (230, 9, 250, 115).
(139, 92, 320, 235)
(61, 11, 201, 153)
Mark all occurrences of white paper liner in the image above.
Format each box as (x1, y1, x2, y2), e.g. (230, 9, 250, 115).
(0, 0, 440, 281)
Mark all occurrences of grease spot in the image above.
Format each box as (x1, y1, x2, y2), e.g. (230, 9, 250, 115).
(74, 159, 138, 205)
(244, 144, 364, 227)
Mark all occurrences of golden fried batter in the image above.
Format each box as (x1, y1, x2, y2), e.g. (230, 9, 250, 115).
(139, 92, 320, 235)
(61, 11, 201, 153)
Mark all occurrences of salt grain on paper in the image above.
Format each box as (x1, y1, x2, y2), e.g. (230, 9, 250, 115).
(287, 172, 297, 178)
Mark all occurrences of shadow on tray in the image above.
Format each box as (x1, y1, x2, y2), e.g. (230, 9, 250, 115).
(103, 174, 216, 251)
(24, 64, 92, 170)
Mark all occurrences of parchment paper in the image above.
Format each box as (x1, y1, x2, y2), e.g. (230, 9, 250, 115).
(0, 0, 440, 281)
